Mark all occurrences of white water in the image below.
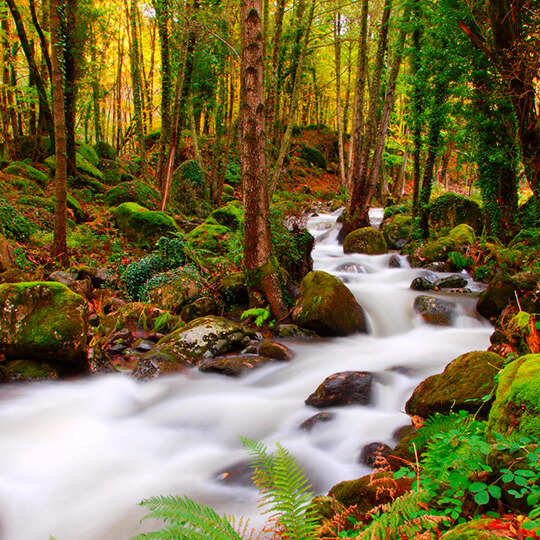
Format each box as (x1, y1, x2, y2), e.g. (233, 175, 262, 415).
(0, 210, 492, 540)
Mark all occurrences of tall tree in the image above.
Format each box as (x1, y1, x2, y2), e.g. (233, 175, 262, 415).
(240, 0, 288, 320)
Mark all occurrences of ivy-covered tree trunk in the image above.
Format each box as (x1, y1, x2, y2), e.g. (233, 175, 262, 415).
(241, 0, 288, 321)
(50, 0, 69, 265)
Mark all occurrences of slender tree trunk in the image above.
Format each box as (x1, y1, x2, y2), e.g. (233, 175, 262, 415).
(334, 5, 346, 186)
(241, 0, 288, 321)
(129, 0, 150, 181)
(91, 40, 102, 141)
(50, 0, 68, 265)
(29, 0, 52, 79)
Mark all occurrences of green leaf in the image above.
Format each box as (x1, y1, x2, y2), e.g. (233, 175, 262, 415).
(469, 482, 487, 493)
(474, 490, 490, 505)
(488, 485, 501, 498)
(522, 520, 540, 531)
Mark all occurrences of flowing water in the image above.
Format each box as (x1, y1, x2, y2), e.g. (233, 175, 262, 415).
(0, 210, 492, 540)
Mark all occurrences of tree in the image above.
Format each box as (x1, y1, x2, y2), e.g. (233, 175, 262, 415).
(240, 0, 288, 320)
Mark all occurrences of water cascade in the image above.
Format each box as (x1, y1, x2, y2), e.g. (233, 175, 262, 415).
(0, 210, 492, 540)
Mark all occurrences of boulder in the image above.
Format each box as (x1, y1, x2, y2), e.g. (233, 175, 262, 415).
(305, 371, 373, 408)
(4, 161, 49, 186)
(220, 272, 249, 307)
(94, 140, 117, 161)
(76, 144, 100, 167)
(410, 276, 436, 291)
(488, 354, 540, 439)
(0, 282, 88, 363)
(104, 180, 160, 209)
(448, 223, 476, 245)
(343, 227, 388, 255)
(199, 355, 270, 377)
(381, 214, 412, 250)
(299, 412, 334, 430)
(292, 271, 367, 336)
(46, 152, 103, 180)
(258, 341, 294, 361)
(0, 359, 59, 382)
(359, 442, 393, 468)
(434, 275, 468, 289)
(180, 295, 220, 323)
(209, 201, 243, 231)
(476, 275, 518, 321)
(413, 295, 456, 326)
(112, 202, 178, 248)
(186, 218, 232, 256)
(414, 237, 456, 265)
(274, 324, 317, 339)
(427, 192, 484, 235)
(405, 351, 505, 419)
(132, 350, 190, 380)
(148, 316, 257, 367)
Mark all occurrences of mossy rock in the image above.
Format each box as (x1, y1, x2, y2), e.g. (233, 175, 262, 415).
(380, 214, 412, 250)
(209, 201, 243, 231)
(112, 202, 179, 248)
(175, 159, 204, 187)
(518, 195, 540, 228)
(103, 180, 160, 209)
(292, 270, 368, 336)
(405, 351, 505, 420)
(46, 153, 103, 180)
(300, 145, 327, 169)
(410, 236, 456, 266)
(186, 218, 232, 255)
(476, 275, 518, 321)
(49, 193, 86, 223)
(383, 204, 410, 220)
(413, 295, 456, 326)
(1, 359, 59, 382)
(448, 223, 476, 245)
(93, 140, 117, 161)
(4, 161, 49, 186)
(180, 294, 220, 323)
(488, 353, 540, 439)
(219, 272, 249, 306)
(76, 144, 100, 167)
(343, 227, 388, 255)
(427, 192, 484, 236)
(0, 282, 88, 363)
(99, 159, 123, 185)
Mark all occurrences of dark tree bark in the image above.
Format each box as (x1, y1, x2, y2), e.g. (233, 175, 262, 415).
(241, 0, 288, 321)
(50, 0, 68, 265)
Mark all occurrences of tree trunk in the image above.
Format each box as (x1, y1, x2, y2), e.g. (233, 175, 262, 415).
(29, 0, 52, 79)
(334, 5, 346, 186)
(50, 0, 68, 265)
(241, 0, 288, 321)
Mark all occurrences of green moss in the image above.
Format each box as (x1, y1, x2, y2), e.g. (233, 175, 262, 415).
(112, 203, 179, 248)
(488, 354, 540, 438)
(448, 223, 476, 244)
(99, 159, 122, 185)
(186, 218, 232, 255)
(518, 196, 540, 228)
(209, 201, 243, 231)
(2, 359, 59, 381)
(343, 227, 388, 255)
(46, 153, 103, 180)
(103, 180, 160, 209)
(381, 214, 412, 250)
(383, 204, 410, 220)
(0, 199, 33, 241)
(427, 192, 484, 236)
(300, 145, 327, 169)
(76, 144, 100, 167)
(418, 236, 456, 262)
(4, 161, 49, 186)
(93, 140, 117, 161)
(176, 159, 204, 187)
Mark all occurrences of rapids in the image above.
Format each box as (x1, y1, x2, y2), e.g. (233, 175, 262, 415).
(0, 210, 492, 540)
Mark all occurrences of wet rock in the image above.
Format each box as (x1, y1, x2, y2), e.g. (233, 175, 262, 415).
(410, 276, 436, 291)
(381, 214, 412, 250)
(305, 371, 373, 408)
(434, 275, 468, 289)
(293, 271, 368, 337)
(448, 223, 476, 245)
(214, 460, 254, 486)
(299, 412, 334, 430)
(336, 263, 366, 274)
(110, 328, 133, 344)
(108, 343, 126, 355)
(258, 341, 294, 361)
(180, 295, 220, 323)
(388, 254, 403, 268)
(413, 295, 456, 326)
(359, 442, 392, 468)
(476, 275, 517, 321)
(0, 359, 59, 382)
(406, 350, 504, 419)
(199, 355, 269, 377)
(87, 348, 116, 374)
(274, 324, 317, 339)
(132, 350, 190, 380)
(134, 339, 155, 352)
(343, 227, 388, 255)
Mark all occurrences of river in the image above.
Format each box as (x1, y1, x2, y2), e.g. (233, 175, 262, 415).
(0, 210, 492, 539)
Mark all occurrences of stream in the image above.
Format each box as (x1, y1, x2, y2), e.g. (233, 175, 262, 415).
(0, 210, 492, 540)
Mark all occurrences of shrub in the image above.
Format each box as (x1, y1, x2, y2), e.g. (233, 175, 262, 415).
(0, 199, 32, 241)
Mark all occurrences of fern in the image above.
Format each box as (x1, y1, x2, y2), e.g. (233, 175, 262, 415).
(240, 437, 319, 540)
(134, 494, 244, 540)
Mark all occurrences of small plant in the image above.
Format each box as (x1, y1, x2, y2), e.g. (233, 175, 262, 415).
(241, 307, 273, 328)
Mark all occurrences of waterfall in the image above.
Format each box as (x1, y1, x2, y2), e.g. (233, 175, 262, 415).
(0, 210, 492, 540)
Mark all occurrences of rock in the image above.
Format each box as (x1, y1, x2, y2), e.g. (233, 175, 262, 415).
(149, 316, 257, 367)
(4, 161, 49, 186)
(76, 144, 100, 167)
(214, 460, 254, 486)
(511, 270, 540, 291)
(258, 341, 294, 361)
(99, 159, 123, 185)
(199, 355, 269, 377)
(434, 275, 468, 289)
(337, 263, 366, 273)
(180, 295, 220, 323)
(448, 223, 476, 245)
(132, 350, 190, 380)
(476, 275, 517, 321)
(359, 442, 392, 468)
(48, 270, 76, 286)
(343, 227, 388, 255)
(274, 324, 317, 339)
(488, 353, 540, 439)
(0, 359, 59, 381)
(427, 192, 484, 236)
(381, 214, 412, 250)
(292, 271, 368, 336)
(305, 371, 373, 408)
(410, 276, 436, 291)
(405, 351, 505, 420)
(46, 152, 103, 180)
(0, 282, 88, 363)
(415, 237, 456, 265)
(0, 268, 23, 284)
(104, 180, 161, 209)
(94, 140, 117, 161)
(0, 234, 14, 273)
(87, 348, 116, 374)
(220, 273, 249, 307)
(413, 295, 456, 326)
(143, 268, 203, 314)
(299, 412, 334, 430)
(112, 202, 178, 248)
(209, 201, 243, 231)
(388, 254, 403, 268)
(186, 218, 232, 256)
(328, 473, 412, 513)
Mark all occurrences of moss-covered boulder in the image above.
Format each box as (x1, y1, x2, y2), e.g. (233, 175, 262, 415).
(4, 161, 49, 186)
(46, 152, 103, 180)
(427, 192, 484, 236)
(142, 268, 204, 314)
(413, 295, 456, 326)
(199, 355, 271, 377)
(381, 214, 412, 250)
(112, 202, 178, 248)
(99, 159, 123, 185)
(343, 227, 388, 255)
(103, 180, 160, 209)
(405, 351, 504, 419)
(93, 140, 117, 161)
(292, 271, 368, 336)
(412, 236, 456, 266)
(209, 201, 243, 231)
(76, 144, 100, 167)
(488, 354, 540, 439)
(186, 218, 232, 256)
(476, 275, 518, 321)
(448, 223, 476, 245)
(219, 272, 249, 306)
(1, 359, 59, 382)
(0, 282, 88, 363)
(180, 294, 220, 323)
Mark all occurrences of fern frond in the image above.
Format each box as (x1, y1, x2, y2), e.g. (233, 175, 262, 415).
(134, 494, 243, 540)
